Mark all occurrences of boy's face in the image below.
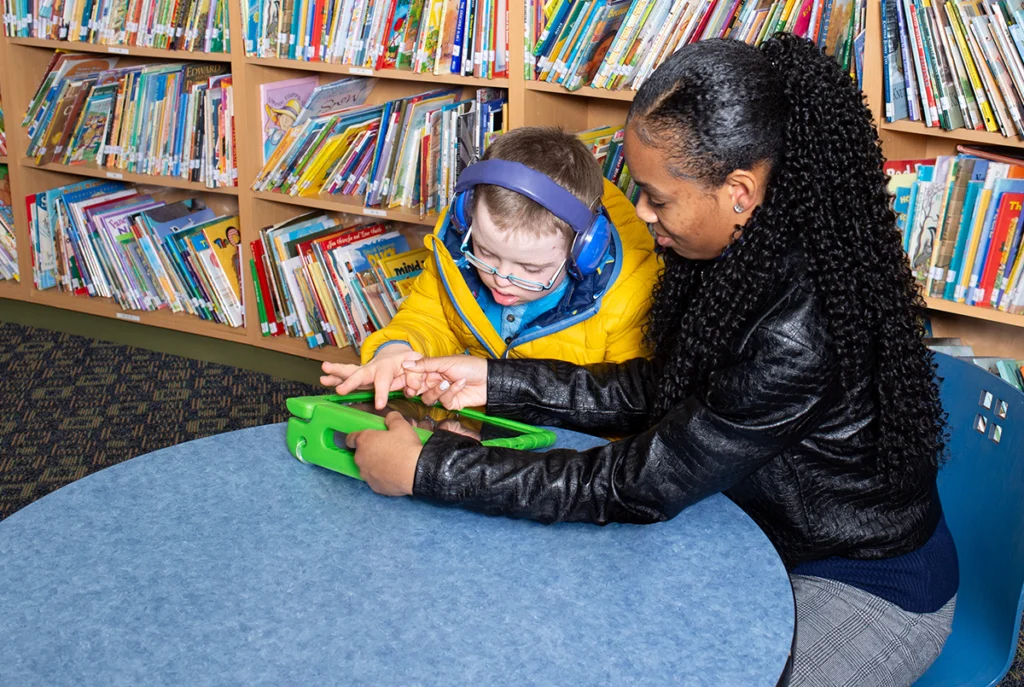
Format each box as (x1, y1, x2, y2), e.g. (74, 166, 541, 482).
(470, 201, 570, 307)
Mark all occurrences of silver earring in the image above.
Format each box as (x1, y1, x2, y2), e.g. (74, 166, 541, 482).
(733, 203, 745, 214)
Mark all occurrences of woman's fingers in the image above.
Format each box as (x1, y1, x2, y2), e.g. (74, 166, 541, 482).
(420, 378, 467, 409)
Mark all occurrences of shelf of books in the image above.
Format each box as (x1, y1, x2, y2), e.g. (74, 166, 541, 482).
(1, 0, 1021, 365)
(876, 0, 1024, 358)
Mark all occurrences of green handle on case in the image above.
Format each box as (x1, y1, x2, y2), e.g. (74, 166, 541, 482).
(285, 391, 557, 481)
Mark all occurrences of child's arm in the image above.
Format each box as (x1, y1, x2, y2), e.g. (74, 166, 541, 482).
(321, 254, 464, 408)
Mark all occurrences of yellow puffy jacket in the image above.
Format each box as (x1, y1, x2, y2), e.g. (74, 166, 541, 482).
(361, 180, 660, 364)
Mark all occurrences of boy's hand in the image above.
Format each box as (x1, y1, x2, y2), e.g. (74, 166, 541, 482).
(401, 355, 488, 410)
(320, 345, 422, 410)
(346, 412, 421, 496)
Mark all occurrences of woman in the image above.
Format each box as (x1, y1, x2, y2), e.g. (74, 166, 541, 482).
(321, 35, 958, 686)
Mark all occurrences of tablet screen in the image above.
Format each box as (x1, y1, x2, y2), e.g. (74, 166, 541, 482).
(333, 398, 525, 441)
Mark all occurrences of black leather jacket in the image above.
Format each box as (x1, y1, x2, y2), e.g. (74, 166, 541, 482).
(413, 254, 941, 569)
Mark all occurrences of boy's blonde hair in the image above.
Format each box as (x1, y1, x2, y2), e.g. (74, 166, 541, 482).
(475, 127, 604, 246)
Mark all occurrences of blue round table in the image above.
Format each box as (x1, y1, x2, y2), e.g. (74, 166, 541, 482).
(0, 424, 794, 686)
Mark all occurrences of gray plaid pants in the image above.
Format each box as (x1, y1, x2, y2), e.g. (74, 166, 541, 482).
(789, 574, 956, 687)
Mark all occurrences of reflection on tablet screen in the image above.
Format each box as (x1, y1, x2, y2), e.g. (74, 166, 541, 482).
(339, 399, 523, 441)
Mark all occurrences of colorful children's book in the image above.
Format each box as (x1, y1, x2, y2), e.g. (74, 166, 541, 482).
(260, 76, 319, 164)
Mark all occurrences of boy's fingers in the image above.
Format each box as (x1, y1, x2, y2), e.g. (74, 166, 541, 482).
(403, 371, 425, 395)
(374, 370, 393, 410)
(336, 367, 371, 396)
(320, 375, 342, 387)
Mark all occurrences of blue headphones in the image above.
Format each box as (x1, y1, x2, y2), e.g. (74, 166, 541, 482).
(449, 159, 611, 279)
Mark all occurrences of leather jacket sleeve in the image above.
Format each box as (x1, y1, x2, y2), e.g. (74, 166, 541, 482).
(412, 327, 841, 525)
(485, 357, 655, 435)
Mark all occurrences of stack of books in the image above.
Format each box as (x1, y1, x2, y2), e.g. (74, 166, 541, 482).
(882, 0, 1024, 138)
(29, 179, 244, 326)
(576, 124, 637, 202)
(527, 0, 868, 92)
(256, 80, 506, 215)
(250, 211, 430, 349)
(0, 91, 6, 156)
(242, 0, 509, 79)
(3, 0, 230, 53)
(25, 53, 236, 188)
(0, 166, 15, 282)
(890, 146, 1024, 315)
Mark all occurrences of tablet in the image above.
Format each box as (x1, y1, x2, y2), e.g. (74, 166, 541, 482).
(286, 392, 557, 480)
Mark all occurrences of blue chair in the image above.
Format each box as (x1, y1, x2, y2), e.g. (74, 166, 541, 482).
(914, 353, 1024, 687)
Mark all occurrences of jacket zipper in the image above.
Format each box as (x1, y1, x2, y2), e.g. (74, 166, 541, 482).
(432, 237, 501, 359)
(503, 228, 626, 358)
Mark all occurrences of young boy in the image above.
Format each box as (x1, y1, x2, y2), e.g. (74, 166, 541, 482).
(321, 127, 659, 407)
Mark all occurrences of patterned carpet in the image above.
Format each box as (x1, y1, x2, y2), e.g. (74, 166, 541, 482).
(0, 320, 317, 520)
(0, 319, 1022, 683)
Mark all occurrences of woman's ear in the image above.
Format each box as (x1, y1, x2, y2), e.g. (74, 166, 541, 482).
(723, 162, 770, 214)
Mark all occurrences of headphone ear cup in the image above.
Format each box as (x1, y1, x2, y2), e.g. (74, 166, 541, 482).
(570, 213, 612, 278)
(452, 189, 473, 231)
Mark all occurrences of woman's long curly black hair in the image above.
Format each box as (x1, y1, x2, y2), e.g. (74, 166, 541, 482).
(629, 34, 945, 488)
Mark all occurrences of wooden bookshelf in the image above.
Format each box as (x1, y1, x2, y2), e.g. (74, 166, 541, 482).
(0, 0, 1021, 364)
(23, 159, 241, 195)
(864, 1, 1024, 356)
(8, 37, 231, 62)
(30, 287, 250, 342)
(0, 155, 8, 164)
(524, 81, 637, 102)
(251, 191, 437, 227)
(923, 297, 1024, 327)
(246, 56, 509, 88)
(881, 119, 1024, 147)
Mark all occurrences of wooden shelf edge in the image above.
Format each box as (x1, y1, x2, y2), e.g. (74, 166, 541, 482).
(23, 159, 240, 195)
(244, 56, 509, 88)
(4, 288, 360, 364)
(7, 37, 230, 62)
(251, 333, 359, 364)
(881, 119, 1024, 148)
(0, 155, 9, 164)
(0, 280, 26, 296)
(924, 296, 1024, 328)
(252, 190, 437, 227)
(525, 80, 636, 102)
(27, 287, 251, 340)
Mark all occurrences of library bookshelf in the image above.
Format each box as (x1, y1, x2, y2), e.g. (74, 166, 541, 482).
(1, 1, 1022, 365)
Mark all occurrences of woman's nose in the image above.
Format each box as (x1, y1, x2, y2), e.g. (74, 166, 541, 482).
(636, 198, 659, 224)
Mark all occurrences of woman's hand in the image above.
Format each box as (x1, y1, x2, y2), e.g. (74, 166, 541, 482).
(346, 412, 422, 496)
(401, 355, 488, 410)
(320, 345, 423, 409)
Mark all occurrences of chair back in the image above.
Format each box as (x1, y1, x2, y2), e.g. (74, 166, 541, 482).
(914, 353, 1024, 687)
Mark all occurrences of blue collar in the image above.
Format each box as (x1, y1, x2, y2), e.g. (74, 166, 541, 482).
(477, 277, 571, 341)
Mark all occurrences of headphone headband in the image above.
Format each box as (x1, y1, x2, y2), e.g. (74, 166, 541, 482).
(452, 159, 598, 235)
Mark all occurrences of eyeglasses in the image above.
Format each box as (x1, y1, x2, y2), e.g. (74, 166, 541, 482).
(459, 227, 567, 292)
